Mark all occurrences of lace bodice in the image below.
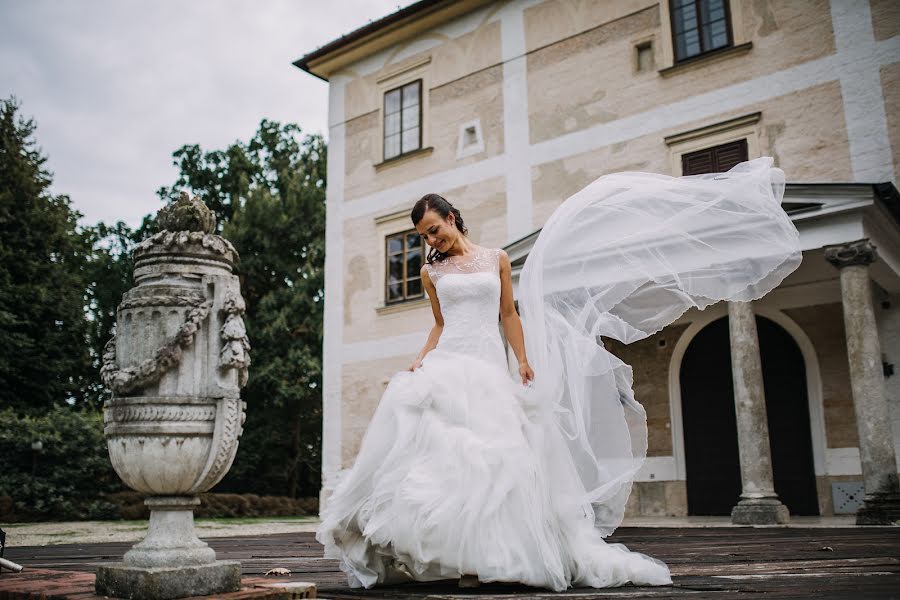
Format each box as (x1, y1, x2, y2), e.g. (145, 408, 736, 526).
(423, 246, 507, 369)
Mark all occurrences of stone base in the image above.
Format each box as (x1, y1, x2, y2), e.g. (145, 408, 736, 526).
(731, 499, 790, 525)
(856, 492, 900, 525)
(95, 560, 241, 600)
(254, 581, 317, 598)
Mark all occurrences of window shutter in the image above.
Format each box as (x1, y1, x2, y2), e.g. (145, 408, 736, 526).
(682, 139, 748, 175)
(682, 148, 714, 175)
(712, 139, 747, 172)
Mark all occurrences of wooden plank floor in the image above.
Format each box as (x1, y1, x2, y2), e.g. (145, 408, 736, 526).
(1, 527, 898, 598)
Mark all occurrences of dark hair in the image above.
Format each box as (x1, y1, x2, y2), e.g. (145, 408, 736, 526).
(411, 193, 468, 264)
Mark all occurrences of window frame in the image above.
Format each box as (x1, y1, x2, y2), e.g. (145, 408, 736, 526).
(374, 55, 432, 169)
(669, 0, 734, 63)
(382, 79, 423, 163)
(664, 112, 761, 176)
(658, 0, 748, 73)
(384, 228, 425, 305)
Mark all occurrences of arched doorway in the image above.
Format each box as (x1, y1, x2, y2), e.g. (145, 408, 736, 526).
(680, 315, 819, 516)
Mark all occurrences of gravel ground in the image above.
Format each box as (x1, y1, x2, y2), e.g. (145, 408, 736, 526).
(0, 515, 858, 547)
(0, 517, 321, 547)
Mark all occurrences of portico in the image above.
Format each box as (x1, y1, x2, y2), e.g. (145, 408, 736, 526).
(506, 182, 900, 523)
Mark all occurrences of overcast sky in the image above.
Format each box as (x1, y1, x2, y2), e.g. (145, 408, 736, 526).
(1, 0, 415, 227)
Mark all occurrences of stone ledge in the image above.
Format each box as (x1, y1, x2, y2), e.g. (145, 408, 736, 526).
(251, 580, 317, 598)
(373, 146, 434, 171)
(95, 561, 241, 600)
(376, 296, 431, 315)
(658, 42, 753, 78)
(0, 568, 298, 600)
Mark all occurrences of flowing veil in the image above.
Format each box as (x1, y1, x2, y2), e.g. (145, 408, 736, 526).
(516, 157, 802, 534)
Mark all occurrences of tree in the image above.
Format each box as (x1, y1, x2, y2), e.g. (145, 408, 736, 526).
(0, 97, 94, 414)
(80, 220, 140, 406)
(161, 121, 326, 498)
(0, 406, 119, 520)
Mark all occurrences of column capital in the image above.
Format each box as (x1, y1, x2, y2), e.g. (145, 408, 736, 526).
(824, 239, 877, 269)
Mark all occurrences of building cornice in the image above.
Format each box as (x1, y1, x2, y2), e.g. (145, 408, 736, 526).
(293, 0, 494, 81)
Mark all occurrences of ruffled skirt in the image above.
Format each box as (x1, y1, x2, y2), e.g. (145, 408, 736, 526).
(315, 348, 672, 591)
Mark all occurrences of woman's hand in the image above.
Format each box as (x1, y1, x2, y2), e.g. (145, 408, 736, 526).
(518, 361, 534, 386)
(408, 358, 423, 372)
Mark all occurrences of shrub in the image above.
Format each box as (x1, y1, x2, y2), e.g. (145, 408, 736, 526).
(106, 490, 317, 520)
(0, 406, 120, 521)
(0, 406, 319, 522)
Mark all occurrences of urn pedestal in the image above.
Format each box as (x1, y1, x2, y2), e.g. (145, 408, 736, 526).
(96, 194, 250, 600)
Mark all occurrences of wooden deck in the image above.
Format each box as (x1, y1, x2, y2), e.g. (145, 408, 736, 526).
(1, 527, 898, 598)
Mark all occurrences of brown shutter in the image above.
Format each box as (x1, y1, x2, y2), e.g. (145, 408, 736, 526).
(682, 139, 749, 175)
(682, 148, 714, 175)
(713, 139, 748, 172)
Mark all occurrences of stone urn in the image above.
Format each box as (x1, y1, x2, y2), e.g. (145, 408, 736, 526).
(95, 193, 250, 600)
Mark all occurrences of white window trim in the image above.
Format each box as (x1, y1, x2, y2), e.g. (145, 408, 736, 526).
(376, 56, 432, 165)
(665, 112, 762, 176)
(658, 0, 748, 70)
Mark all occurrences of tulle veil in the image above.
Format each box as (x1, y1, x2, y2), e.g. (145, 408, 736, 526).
(516, 157, 802, 534)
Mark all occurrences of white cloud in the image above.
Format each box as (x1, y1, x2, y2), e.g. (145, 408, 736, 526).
(0, 0, 414, 227)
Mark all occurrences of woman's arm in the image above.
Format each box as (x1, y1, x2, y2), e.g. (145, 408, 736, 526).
(498, 249, 534, 385)
(409, 265, 443, 371)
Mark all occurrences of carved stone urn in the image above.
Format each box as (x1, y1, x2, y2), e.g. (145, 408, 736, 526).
(95, 193, 250, 600)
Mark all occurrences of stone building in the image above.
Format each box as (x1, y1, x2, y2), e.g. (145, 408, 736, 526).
(294, 0, 900, 522)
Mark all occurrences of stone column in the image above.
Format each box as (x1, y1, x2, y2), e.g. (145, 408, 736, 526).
(824, 239, 900, 525)
(728, 300, 790, 524)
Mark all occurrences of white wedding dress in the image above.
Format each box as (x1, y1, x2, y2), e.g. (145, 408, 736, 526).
(316, 158, 801, 591)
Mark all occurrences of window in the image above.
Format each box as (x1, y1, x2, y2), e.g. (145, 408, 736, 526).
(385, 229, 424, 304)
(681, 139, 748, 175)
(670, 0, 732, 62)
(383, 80, 422, 161)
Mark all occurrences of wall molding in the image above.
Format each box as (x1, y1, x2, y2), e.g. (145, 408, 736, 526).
(664, 112, 761, 146)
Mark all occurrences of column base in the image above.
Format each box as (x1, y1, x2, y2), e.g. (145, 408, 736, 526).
(123, 496, 216, 568)
(731, 498, 789, 525)
(856, 492, 900, 525)
(96, 560, 241, 600)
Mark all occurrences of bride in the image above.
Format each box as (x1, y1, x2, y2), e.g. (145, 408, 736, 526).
(316, 157, 801, 591)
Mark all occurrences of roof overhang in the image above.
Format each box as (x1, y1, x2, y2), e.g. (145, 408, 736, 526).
(293, 0, 494, 81)
(504, 181, 900, 292)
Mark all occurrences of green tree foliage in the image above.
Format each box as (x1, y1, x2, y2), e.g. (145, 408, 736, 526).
(80, 212, 160, 406)
(0, 406, 119, 520)
(80, 221, 139, 405)
(161, 121, 326, 498)
(0, 97, 326, 510)
(0, 97, 94, 413)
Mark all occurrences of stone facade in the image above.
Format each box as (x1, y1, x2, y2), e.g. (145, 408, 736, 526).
(295, 0, 900, 518)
